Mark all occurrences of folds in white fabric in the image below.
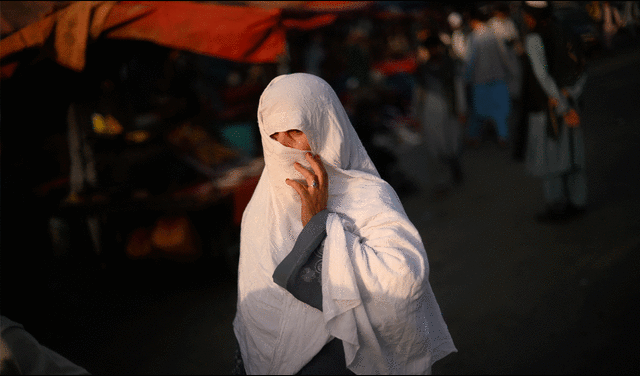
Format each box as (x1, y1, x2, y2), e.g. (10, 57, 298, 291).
(234, 73, 456, 375)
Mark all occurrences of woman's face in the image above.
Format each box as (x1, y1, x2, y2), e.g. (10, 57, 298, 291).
(270, 129, 311, 151)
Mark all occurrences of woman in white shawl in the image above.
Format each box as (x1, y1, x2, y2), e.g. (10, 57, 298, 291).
(233, 73, 456, 375)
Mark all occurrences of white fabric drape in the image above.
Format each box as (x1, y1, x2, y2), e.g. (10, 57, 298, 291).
(233, 73, 456, 375)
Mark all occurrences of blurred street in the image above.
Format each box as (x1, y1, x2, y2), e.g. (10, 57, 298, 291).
(12, 41, 638, 375)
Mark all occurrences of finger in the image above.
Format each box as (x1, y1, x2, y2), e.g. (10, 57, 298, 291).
(306, 153, 328, 188)
(293, 162, 316, 187)
(285, 179, 310, 199)
(286, 178, 310, 198)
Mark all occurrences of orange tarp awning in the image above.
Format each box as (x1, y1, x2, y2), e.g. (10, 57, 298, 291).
(282, 14, 337, 30)
(240, 1, 373, 12)
(105, 1, 286, 63)
(301, 1, 374, 12)
(0, 1, 146, 78)
(0, 1, 293, 79)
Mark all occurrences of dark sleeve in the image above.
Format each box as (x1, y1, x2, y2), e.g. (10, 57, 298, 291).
(1, 316, 91, 375)
(272, 210, 329, 311)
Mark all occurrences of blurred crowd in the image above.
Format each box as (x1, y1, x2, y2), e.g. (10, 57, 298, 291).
(46, 1, 640, 204)
(8, 1, 637, 262)
(3, 1, 640, 263)
(273, 1, 639, 195)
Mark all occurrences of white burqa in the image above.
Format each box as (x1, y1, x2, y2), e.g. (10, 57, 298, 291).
(233, 73, 456, 375)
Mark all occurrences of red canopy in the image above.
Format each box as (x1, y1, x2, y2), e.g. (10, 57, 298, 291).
(1, 1, 340, 79)
(104, 1, 286, 63)
(240, 1, 373, 12)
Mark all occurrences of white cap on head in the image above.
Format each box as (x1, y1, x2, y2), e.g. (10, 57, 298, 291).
(447, 12, 462, 29)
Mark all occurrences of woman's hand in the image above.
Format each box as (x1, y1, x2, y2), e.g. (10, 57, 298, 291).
(286, 153, 329, 226)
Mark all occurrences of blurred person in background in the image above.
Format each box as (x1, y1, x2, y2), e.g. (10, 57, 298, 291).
(464, 6, 517, 148)
(601, 1, 623, 51)
(488, 2, 527, 160)
(344, 25, 371, 90)
(488, 2, 523, 98)
(488, 2, 522, 52)
(347, 89, 418, 197)
(621, 1, 640, 39)
(382, 22, 417, 116)
(65, 98, 102, 256)
(304, 31, 326, 78)
(232, 73, 456, 375)
(521, 1, 588, 222)
(449, 11, 469, 62)
(412, 35, 464, 195)
(587, 1, 603, 24)
(447, 11, 470, 128)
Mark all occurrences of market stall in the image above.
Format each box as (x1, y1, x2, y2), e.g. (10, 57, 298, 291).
(0, 1, 345, 270)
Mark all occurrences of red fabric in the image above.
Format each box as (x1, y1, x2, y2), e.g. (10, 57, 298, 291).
(104, 1, 287, 63)
(371, 55, 418, 76)
(0, 61, 19, 78)
(1, 1, 132, 78)
(242, 1, 373, 12)
(302, 1, 374, 12)
(0, 15, 56, 67)
(282, 14, 337, 30)
(101, 2, 155, 31)
(1, 1, 347, 79)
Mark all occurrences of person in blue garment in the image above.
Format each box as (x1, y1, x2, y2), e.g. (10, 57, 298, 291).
(232, 73, 456, 375)
(464, 6, 518, 148)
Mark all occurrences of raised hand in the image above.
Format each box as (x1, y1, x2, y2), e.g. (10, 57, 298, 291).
(285, 152, 329, 226)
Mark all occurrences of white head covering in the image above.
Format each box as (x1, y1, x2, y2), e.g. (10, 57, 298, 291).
(448, 12, 463, 29)
(234, 73, 456, 374)
(257, 72, 378, 186)
(246, 72, 381, 272)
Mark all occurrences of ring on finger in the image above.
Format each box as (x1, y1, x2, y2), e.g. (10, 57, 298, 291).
(311, 180, 318, 188)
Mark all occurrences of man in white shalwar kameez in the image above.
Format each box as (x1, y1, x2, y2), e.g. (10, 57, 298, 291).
(233, 73, 456, 375)
(522, 1, 588, 221)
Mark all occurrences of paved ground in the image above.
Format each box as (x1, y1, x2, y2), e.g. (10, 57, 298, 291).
(4, 42, 640, 375)
(406, 46, 640, 374)
(398, 44, 640, 374)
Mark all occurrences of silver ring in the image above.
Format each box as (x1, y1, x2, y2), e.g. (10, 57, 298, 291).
(311, 180, 318, 188)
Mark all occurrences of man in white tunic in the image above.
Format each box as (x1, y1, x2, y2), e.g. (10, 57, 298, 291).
(233, 73, 456, 374)
(522, 1, 588, 221)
